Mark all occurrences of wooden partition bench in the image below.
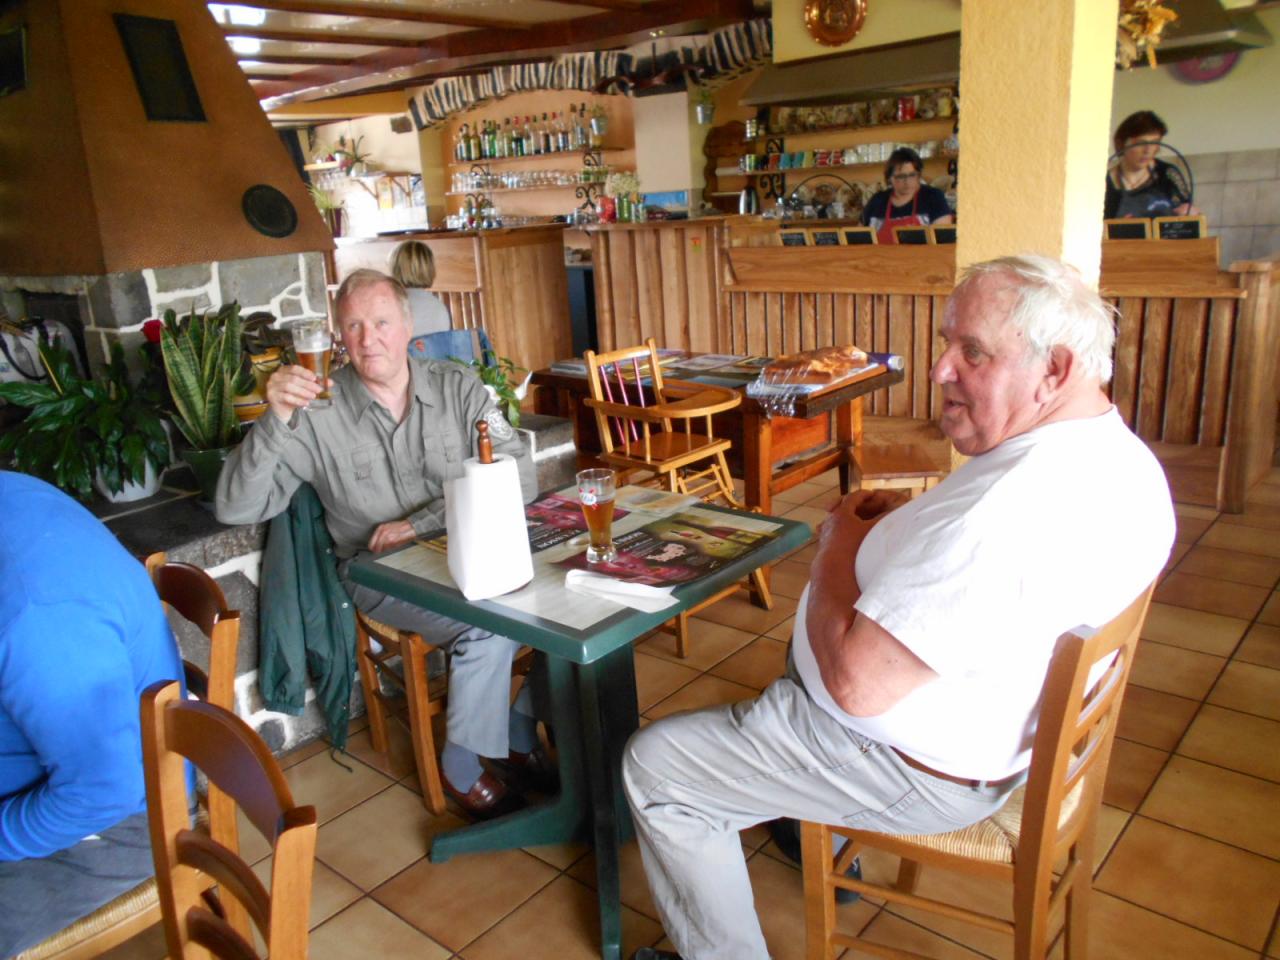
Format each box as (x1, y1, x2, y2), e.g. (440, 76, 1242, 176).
(333, 224, 573, 375)
(587, 217, 1279, 512)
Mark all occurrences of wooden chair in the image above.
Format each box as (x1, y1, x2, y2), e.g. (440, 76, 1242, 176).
(14, 554, 241, 960)
(355, 612, 449, 814)
(355, 612, 537, 814)
(583, 338, 773, 656)
(800, 585, 1155, 960)
(849, 407, 949, 500)
(142, 680, 316, 960)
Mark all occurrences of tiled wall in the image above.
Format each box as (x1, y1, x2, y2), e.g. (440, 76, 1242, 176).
(1188, 148, 1280, 267)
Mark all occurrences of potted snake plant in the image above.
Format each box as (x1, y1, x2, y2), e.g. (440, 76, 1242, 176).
(159, 302, 254, 501)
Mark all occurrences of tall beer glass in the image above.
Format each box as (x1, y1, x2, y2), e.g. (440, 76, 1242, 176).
(290, 320, 332, 408)
(576, 468, 617, 563)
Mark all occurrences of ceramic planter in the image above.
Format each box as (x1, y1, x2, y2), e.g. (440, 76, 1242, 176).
(94, 460, 161, 504)
(179, 446, 231, 503)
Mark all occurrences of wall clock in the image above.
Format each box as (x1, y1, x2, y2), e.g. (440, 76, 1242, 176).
(803, 0, 868, 47)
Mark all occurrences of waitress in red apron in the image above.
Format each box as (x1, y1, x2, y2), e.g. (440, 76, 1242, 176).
(862, 147, 954, 244)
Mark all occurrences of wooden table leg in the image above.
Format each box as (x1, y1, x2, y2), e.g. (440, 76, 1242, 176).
(740, 407, 773, 515)
(836, 396, 864, 495)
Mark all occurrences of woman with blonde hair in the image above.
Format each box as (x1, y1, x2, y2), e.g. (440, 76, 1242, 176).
(390, 240, 451, 336)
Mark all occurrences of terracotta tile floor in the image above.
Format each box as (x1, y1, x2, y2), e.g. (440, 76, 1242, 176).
(103, 470, 1280, 960)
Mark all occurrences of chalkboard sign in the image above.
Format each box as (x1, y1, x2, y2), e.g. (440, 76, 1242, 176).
(1154, 216, 1205, 240)
(1104, 218, 1150, 240)
(810, 229, 841, 246)
(894, 226, 930, 246)
(931, 225, 957, 245)
(780, 229, 809, 247)
(842, 227, 876, 245)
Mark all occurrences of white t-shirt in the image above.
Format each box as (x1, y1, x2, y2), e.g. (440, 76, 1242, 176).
(791, 408, 1174, 780)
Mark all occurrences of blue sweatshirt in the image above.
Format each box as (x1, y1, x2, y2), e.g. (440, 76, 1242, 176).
(0, 472, 182, 860)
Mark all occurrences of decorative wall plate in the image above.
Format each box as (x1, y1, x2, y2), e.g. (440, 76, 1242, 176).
(803, 0, 868, 47)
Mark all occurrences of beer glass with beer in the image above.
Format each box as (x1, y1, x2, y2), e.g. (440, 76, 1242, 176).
(576, 468, 617, 563)
(290, 319, 332, 408)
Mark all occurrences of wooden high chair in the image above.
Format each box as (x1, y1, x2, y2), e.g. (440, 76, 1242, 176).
(583, 339, 772, 657)
(800, 585, 1154, 960)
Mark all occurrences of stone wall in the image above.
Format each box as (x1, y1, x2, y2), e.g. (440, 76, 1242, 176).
(0, 251, 328, 371)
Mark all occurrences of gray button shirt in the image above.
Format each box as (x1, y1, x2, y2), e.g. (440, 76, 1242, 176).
(215, 358, 536, 557)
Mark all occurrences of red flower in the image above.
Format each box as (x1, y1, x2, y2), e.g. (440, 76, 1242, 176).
(142, 319, 163, 344)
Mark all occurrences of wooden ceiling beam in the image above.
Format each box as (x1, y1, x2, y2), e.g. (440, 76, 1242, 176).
(231, 0, 532, 31)
(237, 52, 356, 66)
(540, 0, 647, 9)
(258, 0, 755, 108)
(219, 24, 447, 47)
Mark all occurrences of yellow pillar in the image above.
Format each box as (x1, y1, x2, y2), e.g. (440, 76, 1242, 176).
(956, 0, 1118, 284)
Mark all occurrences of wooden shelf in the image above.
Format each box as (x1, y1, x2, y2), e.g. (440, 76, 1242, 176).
(446, 183, 597, 196)
(742, 116, 956, 144)
(304, 160, 343, 171)
(447, 147, 628, 167)
(715, 157, 951, 179)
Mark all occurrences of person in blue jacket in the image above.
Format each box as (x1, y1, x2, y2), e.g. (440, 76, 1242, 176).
(0, 471, 183, 957)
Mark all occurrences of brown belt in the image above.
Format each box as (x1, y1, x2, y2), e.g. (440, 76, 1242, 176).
(892, 747, 1022, 790)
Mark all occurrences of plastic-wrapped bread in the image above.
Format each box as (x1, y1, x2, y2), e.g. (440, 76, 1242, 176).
(761, 345, 870, 386)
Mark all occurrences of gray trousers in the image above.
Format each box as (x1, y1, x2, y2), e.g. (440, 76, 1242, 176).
(0, 812, 154, 958)
(342, 564, 518, 758)
(622, 665, 1022, 960)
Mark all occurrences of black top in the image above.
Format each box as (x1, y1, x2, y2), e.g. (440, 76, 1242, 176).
(1104, 159, 1189, 219)
(861, 184, 953, 226)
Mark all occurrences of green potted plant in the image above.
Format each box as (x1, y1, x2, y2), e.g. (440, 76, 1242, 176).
(159, 303, 254, 501)
(0, 338, 169, 502)
(334, 134, 370, 176)
(309, 183, 344, 237)
(449, 349, 529, 428)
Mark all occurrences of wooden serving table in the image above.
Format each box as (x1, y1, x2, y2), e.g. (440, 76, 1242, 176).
(348, 497, 810, 960)
(532, 357, 904, 514)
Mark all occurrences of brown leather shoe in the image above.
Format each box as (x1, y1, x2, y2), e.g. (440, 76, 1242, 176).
(443, 770, 525, 821)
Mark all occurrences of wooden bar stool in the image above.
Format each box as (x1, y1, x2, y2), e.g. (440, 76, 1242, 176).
(800, 585, 1154, 960)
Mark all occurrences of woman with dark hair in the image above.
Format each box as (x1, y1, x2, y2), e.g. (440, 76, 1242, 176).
(860, 146, 954, 244)
(1105, 110, 1197, 218)
(390, 240, 452, 337)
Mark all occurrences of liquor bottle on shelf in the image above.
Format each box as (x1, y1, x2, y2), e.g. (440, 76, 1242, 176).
(568, 105, 579, 149)
(555, 112, 570, 153)
(455, 124, 468, 162)
(540, 113, 552, 155)
(575, 103, 590, 149)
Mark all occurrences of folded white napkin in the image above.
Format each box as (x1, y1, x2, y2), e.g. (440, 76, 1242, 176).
(564, 570, 680, 612)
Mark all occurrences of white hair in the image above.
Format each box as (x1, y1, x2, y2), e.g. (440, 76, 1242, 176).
(956, 255, 1117, 383)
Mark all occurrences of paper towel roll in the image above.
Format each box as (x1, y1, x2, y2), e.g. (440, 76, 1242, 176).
(445, 453, 534, 600)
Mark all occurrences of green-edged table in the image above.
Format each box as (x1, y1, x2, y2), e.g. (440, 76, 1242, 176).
(348, 501, 811, 960)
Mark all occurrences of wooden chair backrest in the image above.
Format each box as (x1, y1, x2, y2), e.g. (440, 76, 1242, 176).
(1014, 584, 1154, 937)
(141, 681, 316, 960)
(584, 337, 671, 455)
(145, 552, 240, 714)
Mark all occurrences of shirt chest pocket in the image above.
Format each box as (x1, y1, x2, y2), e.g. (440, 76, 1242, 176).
(429, 427, 469, 481)
(350, 442, 388, 483)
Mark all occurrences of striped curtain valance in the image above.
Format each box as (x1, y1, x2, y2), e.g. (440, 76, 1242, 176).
(410, 19, 772, 129)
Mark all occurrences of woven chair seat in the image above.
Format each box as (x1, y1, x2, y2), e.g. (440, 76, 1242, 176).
(884, 780, 1082, 864)
(14, 881, 158, 960)
(359, 613, 411, 641)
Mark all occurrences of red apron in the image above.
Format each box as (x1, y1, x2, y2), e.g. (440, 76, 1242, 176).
(876, 192, 924, 245)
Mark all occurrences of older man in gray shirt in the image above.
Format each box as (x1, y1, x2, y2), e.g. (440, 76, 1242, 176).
(216, 269, 538, 818)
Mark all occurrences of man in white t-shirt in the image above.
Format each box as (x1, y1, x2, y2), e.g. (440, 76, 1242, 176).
(622, 255, 1175, 960)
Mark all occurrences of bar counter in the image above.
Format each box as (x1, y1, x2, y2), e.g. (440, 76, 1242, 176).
(585, 216, 1279, 512)
(334, 224, 573, 374)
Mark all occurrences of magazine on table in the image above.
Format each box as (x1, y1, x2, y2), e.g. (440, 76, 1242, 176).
(556, 506, 783, 589)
